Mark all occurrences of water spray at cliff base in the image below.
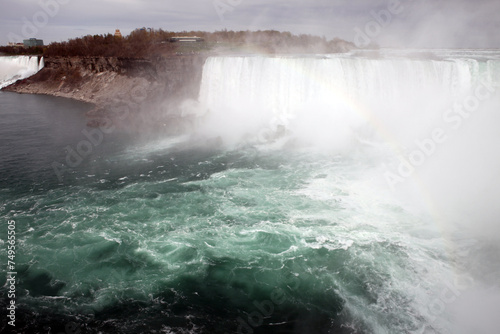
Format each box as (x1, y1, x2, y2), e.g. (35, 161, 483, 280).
(166, 50, 500, 331)
(179, 52, 500, 230)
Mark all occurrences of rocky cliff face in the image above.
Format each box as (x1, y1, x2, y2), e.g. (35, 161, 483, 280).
(5, 55, 208, 128)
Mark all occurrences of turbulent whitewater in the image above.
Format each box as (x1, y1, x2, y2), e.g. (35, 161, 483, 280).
(0, 55, 44, 89)
(1, 50, 500, 334)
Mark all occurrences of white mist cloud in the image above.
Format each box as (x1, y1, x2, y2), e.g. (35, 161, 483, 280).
(382, 0, 500, 48)
(450, 286, 500, 334)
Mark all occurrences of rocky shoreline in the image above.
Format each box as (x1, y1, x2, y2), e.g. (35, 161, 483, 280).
(4, 55, 207, 129)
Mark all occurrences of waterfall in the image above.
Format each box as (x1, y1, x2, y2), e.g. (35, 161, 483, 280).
(198, 56, 488, 115)
(196, 54, 499, 148)
(39, 56, 45, 70)
(0, 55, 44, 89)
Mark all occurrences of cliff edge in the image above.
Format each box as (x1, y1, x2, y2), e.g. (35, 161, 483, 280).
(4, 55, 207, 128)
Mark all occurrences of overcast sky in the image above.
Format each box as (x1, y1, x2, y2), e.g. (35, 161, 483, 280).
(1, 0, 499, 48)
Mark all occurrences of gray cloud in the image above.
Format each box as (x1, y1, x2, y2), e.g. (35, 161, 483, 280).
(1, 0, 499, 47)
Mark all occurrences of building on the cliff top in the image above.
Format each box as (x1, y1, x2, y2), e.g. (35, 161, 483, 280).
(23, 38, 43, 47)
(169, 36, 204, 43)
(114, 29, 122, 38)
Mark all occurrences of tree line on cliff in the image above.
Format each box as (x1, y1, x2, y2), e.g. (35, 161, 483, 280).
(4, 29, 354, 58)
(0, 45, 44, 56)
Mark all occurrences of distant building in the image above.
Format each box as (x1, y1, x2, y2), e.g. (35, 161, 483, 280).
(8, 42, 24, 47)
(169, 36, 204, 43)
(114, 29, 122, 38)
(23, 38, 43, 47)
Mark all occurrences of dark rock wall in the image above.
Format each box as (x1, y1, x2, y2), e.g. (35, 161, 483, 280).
(38, 55, 208, 99)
